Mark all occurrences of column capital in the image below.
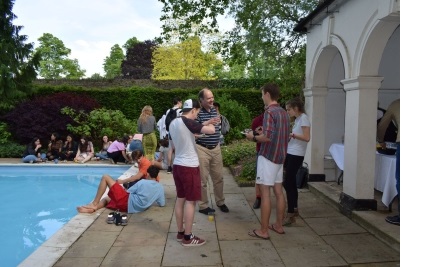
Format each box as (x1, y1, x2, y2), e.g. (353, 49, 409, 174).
(303, 86, 328, 97)
(341, 76, 384, 92)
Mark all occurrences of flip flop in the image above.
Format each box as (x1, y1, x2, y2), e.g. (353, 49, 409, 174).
(269, 224, 285, 234)
(248, 229, 270, 240)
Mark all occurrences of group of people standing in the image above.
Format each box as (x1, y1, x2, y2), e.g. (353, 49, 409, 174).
(75, 84, 312, 247)
(245, 83, 311, 239)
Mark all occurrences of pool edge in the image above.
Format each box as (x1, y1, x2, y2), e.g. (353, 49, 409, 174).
(17, 165, 137, 267)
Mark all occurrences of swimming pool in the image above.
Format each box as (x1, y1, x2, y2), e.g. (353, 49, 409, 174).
(0, 165, 130, 267)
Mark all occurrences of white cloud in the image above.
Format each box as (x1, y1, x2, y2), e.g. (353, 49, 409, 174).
(13, 0, 165, 77)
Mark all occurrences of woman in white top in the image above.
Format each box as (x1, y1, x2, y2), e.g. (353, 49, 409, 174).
(283, 97, 311, 225)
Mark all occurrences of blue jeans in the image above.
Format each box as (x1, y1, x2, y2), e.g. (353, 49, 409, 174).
(22, 153, 46, 163)
(95, 151, 109, 160)
(129, 140, 144, 154)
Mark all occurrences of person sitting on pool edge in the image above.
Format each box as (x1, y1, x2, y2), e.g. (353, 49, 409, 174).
(77, 150, 164, 213)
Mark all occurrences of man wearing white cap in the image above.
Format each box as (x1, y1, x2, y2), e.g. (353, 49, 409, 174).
(169, 99, 215, 246)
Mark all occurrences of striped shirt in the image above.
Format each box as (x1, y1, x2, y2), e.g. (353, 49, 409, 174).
(195, 107, 221, 146)
(259, 103, 289, 164)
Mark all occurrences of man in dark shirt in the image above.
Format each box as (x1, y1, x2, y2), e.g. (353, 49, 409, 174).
(195, 88, 229, 215)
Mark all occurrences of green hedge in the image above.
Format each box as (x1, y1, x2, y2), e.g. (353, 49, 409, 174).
(32, 84, 300, 120)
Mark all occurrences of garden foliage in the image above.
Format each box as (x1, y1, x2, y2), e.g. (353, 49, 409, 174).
(2, 92, 100, 145)
(61, 107, 136, 150)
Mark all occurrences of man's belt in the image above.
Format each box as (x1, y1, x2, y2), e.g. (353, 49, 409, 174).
(197, 143, 217, 150)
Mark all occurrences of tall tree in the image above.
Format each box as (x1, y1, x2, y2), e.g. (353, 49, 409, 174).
(158, 0, 318, 80)
(121, 40, 157, 79)
(35, 33, 86, 79)
(103, 44, 124, 79)
(152, 36, 222, 80)
(123, 37, 141, 52)
(0, 0, 40, 98)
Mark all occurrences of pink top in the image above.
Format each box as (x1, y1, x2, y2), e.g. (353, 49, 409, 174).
(107, 140, 126, 153)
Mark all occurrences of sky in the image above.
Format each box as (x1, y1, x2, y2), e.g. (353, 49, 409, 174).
(12, 0, 233, 77)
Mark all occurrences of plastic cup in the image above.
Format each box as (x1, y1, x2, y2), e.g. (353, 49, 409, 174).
(208, 212, 215, 222)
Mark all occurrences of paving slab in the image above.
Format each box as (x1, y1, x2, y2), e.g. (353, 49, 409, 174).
(277, 243, 348, 267)
(61, 231, 119, 258)
(305, 216, 368, 235)
(102, 245, 165, 266)
(162, 232, 221, 266)
(220, 240, 285, 267)
(322, 233, 400, 264)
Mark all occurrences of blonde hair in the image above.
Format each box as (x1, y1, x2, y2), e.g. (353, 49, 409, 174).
(139, 105, 153, 123)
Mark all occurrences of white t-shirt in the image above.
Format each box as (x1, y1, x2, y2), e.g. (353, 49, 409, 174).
(169, 117, 203, 167)
(287, 113, 311, 156)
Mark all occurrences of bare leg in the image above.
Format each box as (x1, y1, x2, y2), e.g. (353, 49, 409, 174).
(168, 149, 173, 167)
(81, 153, 94, 163)
(152, 160, 163, 169)
(175, 197, 185, 232)
(255, 184, 261, 197)
(77, 198, 110, 213)
(257, 184, 271, 237)
(272, 183, 286, 232)
(183, 200, 196, 235)
(78, 174, 116, 211)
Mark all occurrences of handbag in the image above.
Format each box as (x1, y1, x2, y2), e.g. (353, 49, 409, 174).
(296, 162, 309, 189)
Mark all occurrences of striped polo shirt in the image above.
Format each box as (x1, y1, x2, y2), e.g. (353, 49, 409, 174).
(195, 107, 221, 147)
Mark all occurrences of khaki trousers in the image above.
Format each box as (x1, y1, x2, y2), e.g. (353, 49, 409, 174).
(196, 144, 225, 209)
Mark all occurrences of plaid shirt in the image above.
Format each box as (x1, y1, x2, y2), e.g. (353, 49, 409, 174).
(259, 103, 289, 164)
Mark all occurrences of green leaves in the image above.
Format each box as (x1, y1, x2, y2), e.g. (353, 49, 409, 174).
(104, 44, 125, 79)
(0, 0, 39, 98)
(35, 33, 86, 79)
(61, 107, 136, 148)
(152, 36, 222, 80)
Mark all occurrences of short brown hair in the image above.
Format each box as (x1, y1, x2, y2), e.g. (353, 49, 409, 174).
(261, 83, 280, 101)
(131, 150, 143, 160)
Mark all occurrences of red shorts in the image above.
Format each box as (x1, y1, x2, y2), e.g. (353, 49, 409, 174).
(172, 165, 201, 201)
(106, 183, 129, 212)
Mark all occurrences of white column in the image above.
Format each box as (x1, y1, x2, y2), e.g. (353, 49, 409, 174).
(341, 76, 384, 200)
(304, 86, 328, 180)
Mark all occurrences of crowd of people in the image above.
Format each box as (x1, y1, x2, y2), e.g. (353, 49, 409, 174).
(21, 82, 398, 251)
(71, 83, 320, 248)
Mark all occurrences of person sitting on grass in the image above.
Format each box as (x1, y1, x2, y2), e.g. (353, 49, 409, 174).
(76, 150, 164, 214)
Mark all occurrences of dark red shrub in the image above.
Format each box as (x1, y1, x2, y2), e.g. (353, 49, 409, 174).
(2, 92, 100, 145)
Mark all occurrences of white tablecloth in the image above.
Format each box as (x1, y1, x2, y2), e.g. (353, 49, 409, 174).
(329, 143, 345, 170)
(374, 153, 397, 206)
(328, 143, 397, 207)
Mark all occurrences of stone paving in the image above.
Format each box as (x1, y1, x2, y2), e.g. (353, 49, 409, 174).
(7, 159, 400, 267)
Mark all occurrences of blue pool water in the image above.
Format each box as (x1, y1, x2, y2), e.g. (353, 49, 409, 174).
(0, 166, 129, 267)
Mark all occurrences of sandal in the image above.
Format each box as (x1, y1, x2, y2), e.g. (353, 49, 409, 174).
(120, 214, 128, 226)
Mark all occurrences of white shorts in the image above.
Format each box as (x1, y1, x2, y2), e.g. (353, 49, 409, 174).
(256, 155, 283, 186)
